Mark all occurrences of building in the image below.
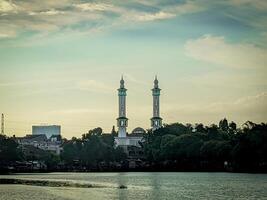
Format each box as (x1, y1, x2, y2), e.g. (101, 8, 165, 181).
(15, 125, 63, 155)
(16, 134, 62, 155)
(114, 76, 163, 150)
(151, 76, 162, 131)
(115, 76, 130, 146)
(32, 125, 61, 138)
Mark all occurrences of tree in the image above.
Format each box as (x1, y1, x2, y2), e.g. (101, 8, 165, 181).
(200, 140, 231, 161)
(0, 135, 22, 162)
(229, 121, 237, 131)
(195, 123, 206, 133)
(219, 118, 229, 132)
(89, 127, 103, 136)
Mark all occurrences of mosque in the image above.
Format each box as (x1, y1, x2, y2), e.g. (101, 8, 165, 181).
(114, 76, 163, 149)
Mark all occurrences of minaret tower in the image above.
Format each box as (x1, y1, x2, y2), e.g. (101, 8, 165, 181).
(117, 76, 128, 137)
(151, 76, 162, 130)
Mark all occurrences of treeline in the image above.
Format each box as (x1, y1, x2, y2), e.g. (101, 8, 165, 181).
(61, 127, 127, 170)
(1, 120, 267, 172)
(0, 134, 61, 171)
(143, 120, 267, 172)
(0, 127, 126, 172)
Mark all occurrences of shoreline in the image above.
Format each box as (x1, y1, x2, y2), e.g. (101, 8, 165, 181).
(1, 170, 267, 175)
(0, 178, 127, 189)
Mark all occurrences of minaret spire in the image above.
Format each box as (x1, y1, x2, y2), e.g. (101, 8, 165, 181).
(154, 75, 158, 88)
(151, 76, 162, 130)
(120, 75, 124, 88)
(117, 76, 128, 139)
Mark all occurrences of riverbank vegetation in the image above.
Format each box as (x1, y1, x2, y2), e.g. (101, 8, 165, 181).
(1, 119, 266, 173)
(143, 120, 267, 172)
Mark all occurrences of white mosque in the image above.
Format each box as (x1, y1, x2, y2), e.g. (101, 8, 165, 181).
(114, 76, 162, 148)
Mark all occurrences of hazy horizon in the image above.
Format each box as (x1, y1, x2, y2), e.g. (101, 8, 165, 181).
(1, 0, 267, 138)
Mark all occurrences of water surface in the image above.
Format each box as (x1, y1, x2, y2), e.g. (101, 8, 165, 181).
(1, 172, 267, 200)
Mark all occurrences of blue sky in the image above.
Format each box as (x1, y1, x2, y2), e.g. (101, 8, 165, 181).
(0, 0, 267, 138)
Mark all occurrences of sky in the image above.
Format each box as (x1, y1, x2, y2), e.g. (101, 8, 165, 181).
(0, 0, 267, 138)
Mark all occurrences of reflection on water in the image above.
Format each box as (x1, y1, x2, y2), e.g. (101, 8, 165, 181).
(1, 172, 267, 200)
(116, 173, 126, 200)
(150, 173, 161, 200)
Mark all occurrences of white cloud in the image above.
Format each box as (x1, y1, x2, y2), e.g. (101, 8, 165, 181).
(126, 1, 202, 22)
(227, 0, 267, 11)
(15, 0, 72, 12)
(0, 1, 110, 39)
(185, 35, 267, 68)
(166, 0, 203, 15)
(73, 2, 114, 12)
(211, 0, 267, 29)
(164, 92, 267, 125)
(0, 0, 204, 41)
(0, 0, 18, 13)
(73, 2, 176, 23)
(135, 11, 175, 21)
(0, 29, 16, 38)
(208, 92, 267, 113)
(29, 9, 65, 16)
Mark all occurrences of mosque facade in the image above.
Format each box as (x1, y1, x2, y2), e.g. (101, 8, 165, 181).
(114, 76, 162, 148)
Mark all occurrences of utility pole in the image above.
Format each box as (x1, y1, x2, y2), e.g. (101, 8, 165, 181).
(1, 113, 4, 135)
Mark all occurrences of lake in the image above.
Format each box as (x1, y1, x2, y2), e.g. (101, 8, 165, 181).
(0, 172, 267, 200)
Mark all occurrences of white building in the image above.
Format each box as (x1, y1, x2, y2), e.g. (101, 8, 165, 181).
(151, 76, 162, 130)
(115, 76, 131, 146)
(114, 76, 163, 148)
(32, 125, 61, 138)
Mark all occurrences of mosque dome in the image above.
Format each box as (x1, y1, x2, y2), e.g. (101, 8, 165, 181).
(131, 127, 146, 135)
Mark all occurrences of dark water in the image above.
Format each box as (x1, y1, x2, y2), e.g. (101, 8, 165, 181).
(1, 172, 267, 200)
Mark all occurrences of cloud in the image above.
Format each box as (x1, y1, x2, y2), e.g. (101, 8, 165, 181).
(164, 92, 267, 125)
(134, 11, 175, 21)
(0, 29, 16, 38)
(0, 0, 18, 13)
(0, 0, 204, 41)
(76, 80, 114, 93)
(124, 1, 202, 22)
(205, 0, 267, 30)
(185, 35, 267, 68)
(73, 2, 114, 12)
(166, 0, 203, 15)
(208, 92, 267, 114)
(227, 0, 267, 11)
(0, 1, 110, 40)
(48, 108, 113, 115)
(0, 80, 35, 86)
(124, 74, 149, 86)
(29, 9, 65, 16)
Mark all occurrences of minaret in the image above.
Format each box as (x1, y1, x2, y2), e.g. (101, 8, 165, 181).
(117, 76, 128, 137)
(151, 76, 162, 130)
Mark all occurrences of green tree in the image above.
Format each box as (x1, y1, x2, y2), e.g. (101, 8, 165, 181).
(219, 118, 229, 132)
(0, 135, 22, 162)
